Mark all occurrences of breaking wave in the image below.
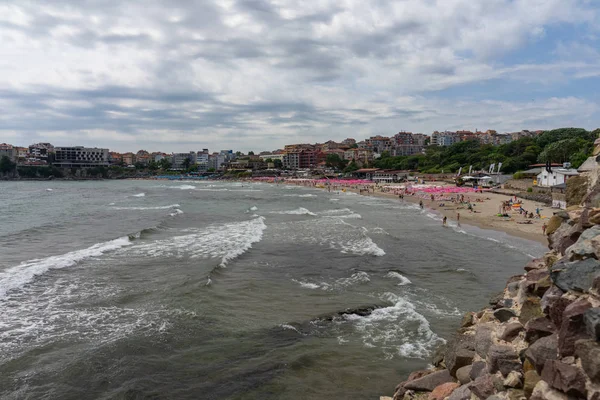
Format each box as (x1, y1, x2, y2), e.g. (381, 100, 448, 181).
(272, 207, 316, 216)
(111, 204, 180, 211)
(132, 193, 145, 197)
(0, 237, 133, 299)
(385, 271, 411, 286)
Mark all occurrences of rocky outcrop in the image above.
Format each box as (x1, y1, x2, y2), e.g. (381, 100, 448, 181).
(390, 218, 600, 400)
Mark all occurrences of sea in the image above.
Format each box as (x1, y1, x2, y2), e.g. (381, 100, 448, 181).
(0, 180, 546, 399)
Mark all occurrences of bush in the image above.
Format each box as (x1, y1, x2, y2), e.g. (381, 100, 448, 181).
(527, 187, 533, 193)
(513, 171, 526, 180)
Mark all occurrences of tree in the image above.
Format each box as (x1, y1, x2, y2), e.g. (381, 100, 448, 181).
(265, 158, 273, 163)
(325, 154, 347, 170)
(0, 156, 16, 173)
(248, 151, 255, 155)
(273, 159, 283, 169)
(159, 158, 172, 170)
(343, 160, 359, 173)
(207, 168, 216, 172)
(182, 158, 191, 170)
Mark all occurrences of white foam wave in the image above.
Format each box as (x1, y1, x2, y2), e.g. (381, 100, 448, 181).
(132, 193, 145, 197)
(339, 236, 385, 256)
(111, 204, 180, 210)
(283, 194, 317, 198)
(169, 208, 184, 217)
(272, 207, 316, 216)
(250, 206, 258, 211)
(330, 198, 340, 202)
(46, 188, 53, 191)
(177, 185, 196, 190)
(129, 217, 267, 267)
(343, 292, 445, 359)
(386, 272, 411, 286)
(336, 271, 371, 286)
(292, 279, 321, 289)
(279, 324, 302, 334)
(0, 237, 132, 299)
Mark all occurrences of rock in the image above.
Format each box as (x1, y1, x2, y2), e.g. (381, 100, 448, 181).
(444, 335, 475, 377)
(575, 339, 600, 384)
(469, 374, 496, 399)
(548, 296, 572, 329)
(456, 365, 472, 385)
(507, 389, 525, 400)
(534, 276, 552, 297)
(530, 380, 569, 400)
(500, 322, 524, 342)
(429, 382, 460, 400)
(494, 308, 517, 323)
(584, 308, 600, 340)
(519, 297, 543, 325)
(550, 258, 600, 293)
(504, 371, 523, 388)
(525, 334, 558, 374)
(565, 225, 600, 261)
(404, 370, 455, 392)
(470, 361, 487, 381)
(507, 282, 520, 297)
(447, 384, 472, 400)
(475, 324, 494, 358)
(523, 370, 541, 399)
(558, 298, 592, 357)
(461, 312, 475, 328)
(540, 360, 587, 398)
(381, 397, 393, 400)
(525, 258, 546, 272)
(490, 292, 505, 310)
(524, 317, 555, 344)
(545, 216, 563, 236)
(479, 311, 496, 323)
(487, 344, 521, 377)
(540, 285, 563, 314)
(523, 359, 535, 373)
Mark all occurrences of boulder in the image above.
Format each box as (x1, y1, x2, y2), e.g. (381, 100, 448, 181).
(525, 258, 546, 272)
(548, 296, 572, 329)
(530, 380, 569, 400)
(540, 285, 563, 314)
(565, 225, 600, 261)
(429, 382, 460, 400)
(524, 317, 555, 344)
(545, 216, 563, 236)
(475, 324, 494, 358)
(558, 298, 592, 357)
(487, 344, 521, 377)
(519, 297, 543, 325)
(504, 371, 523, 389)
(404, 370, 455, 392)
(494, 308, 517, 323)
(550, 258, 600, 293)
(461, 312, 475, 328)
(525, 334, 558, 374)
(534, 276, 552, 297)
(456, 365, 472, 385)
(584, 308, 600, 340)
(500, 322, 524, 342)
(447, 384, 471, 400)
(444, 335, 475, 377)
(469, 361, 487, 381)
(575, 339, 600, 384)
(523, 370, 541, 399)
(469, 374, 496, 399)
(540, 360, 587, 398)
(507, 389, 525, 400)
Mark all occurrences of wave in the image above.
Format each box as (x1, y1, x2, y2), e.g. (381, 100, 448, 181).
(329, 199, 340, 202)
(336, 271, 371, 286)
(339, 237, 385, 256)
(170, 208, 184, 217)
(46, 188, 53, 192)
(249, 206, 258, 211)
(272, 207, 316, 216)
(283, 194, 317, 198)
(385, 271, 411, 286)
(0, 237, 133, 299)
(128, 216, 267, 267)
(177, 185, 196, 190)
(111, 204, 180, 210)
(342, 292, 445, 359)
(132, 193, 145, 197)
(291, 279, 321, 290)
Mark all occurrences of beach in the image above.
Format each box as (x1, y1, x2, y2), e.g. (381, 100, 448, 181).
(275, 179, 551, 245)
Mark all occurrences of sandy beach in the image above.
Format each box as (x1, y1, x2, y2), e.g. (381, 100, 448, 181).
(279, 180, 551, 245)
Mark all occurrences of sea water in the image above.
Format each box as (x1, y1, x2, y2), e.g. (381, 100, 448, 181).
(0, 180, 545, 399)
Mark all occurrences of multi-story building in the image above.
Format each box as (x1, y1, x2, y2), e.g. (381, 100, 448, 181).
(365, 135, 393, 153)
(122, 152, 135, 165)
(171, 152, 197, 169)
(208, 153, 227, 171)
(0, 143, 16, 161)
(135, 150, 151, 166)
(53, 146, 109, 168)
(342, 138, 356, 146)
(431, 131, 461, 146)
(108, 152, 122, 165)
(28, 143, 54, 163)
(196, 149, 209, 171)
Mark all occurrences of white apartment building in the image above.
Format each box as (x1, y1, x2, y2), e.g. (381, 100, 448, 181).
(54, 146, 109, 168)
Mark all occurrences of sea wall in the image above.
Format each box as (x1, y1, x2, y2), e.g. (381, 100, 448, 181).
(385, 154, 600, 400)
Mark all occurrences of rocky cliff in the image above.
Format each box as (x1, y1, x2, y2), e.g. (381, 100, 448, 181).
(385, 147, 600, 400)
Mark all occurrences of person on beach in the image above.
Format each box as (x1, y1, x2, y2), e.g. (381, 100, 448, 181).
(542, 222, 547, 234)
(442, 216, 447, 226)
(456, 212, 460, 222)
(419, 200, 423, 209)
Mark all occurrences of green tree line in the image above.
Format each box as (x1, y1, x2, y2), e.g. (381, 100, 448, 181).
(373, 128, 598, 174)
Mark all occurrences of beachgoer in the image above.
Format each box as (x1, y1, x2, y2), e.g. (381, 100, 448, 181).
(542, 223, 547, 234)
(419, 200, 423, 209)
(443, 216, 447, 226)
(457, 212, 460, 222)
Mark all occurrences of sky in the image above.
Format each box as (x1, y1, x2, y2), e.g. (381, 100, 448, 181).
(1, 0, 600, 153)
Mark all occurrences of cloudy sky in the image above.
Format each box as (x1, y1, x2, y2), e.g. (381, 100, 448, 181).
(1, 0, 599, 152)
